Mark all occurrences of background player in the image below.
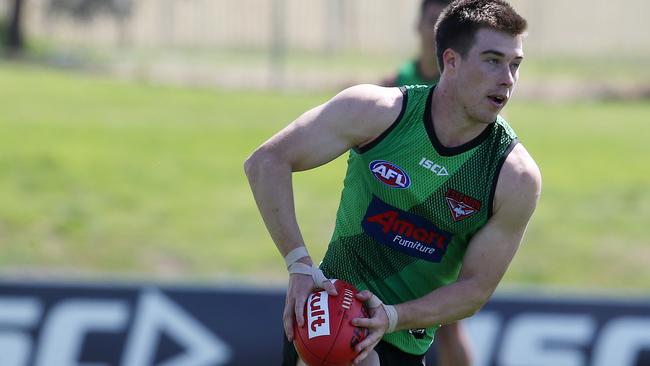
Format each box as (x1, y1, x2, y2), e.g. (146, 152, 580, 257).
(382, 0, 450, 87)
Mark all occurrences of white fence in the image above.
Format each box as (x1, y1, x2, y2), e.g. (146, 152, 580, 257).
(17, 0, 650, 56)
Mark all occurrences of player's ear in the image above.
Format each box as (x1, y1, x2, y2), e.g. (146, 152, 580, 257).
(442, 48, 458, 72)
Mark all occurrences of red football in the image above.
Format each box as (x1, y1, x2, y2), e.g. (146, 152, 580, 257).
(293, 280, 369, 366)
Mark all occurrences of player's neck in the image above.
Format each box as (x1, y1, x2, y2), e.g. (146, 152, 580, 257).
(431, 81, 488, 148)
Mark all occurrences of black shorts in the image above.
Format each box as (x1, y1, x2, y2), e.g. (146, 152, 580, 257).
(282, 333, 426, 366)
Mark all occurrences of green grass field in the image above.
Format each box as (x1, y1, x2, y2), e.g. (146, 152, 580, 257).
(1, 61, 648, 292)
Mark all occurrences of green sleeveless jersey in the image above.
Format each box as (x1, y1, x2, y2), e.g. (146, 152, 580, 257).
(320, 85, 518, 355)
(395, 60, 439, 86)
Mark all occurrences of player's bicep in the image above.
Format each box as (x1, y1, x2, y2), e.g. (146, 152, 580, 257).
(256, 84, 403, 172)
(268, 104, 356, 172)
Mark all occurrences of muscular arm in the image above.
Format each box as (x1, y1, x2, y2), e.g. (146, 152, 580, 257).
(244, 84, 402, 259)
(244, 84, 403, 340)
(394, 143, 542, 329)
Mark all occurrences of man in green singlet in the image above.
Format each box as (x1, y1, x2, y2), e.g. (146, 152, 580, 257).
(382, 0, 451, 87)
(246, 1, 541, 365)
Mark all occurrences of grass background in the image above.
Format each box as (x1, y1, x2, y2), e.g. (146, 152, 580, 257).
(1, 61, 648, 292)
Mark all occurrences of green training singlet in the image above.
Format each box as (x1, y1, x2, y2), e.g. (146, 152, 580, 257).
(320, 85, 518, 355)
(395, 60, 439, 87)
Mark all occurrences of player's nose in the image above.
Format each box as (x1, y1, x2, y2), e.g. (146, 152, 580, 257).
(499, 65, 515, 87)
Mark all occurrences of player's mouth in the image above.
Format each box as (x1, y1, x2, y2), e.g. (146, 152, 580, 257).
(487, 94, 508, 108)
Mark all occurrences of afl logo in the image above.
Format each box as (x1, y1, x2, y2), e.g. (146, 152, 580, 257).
(369, 160, 411, 189)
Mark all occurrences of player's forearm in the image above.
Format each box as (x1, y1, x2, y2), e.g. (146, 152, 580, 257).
(394, 279, 491, 330)
(244, 150, 310, 262)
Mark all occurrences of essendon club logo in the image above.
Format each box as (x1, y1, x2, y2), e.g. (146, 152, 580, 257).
(445, 188, 482, 221)
(369, 160, 411, 189)
(361, 196, 452, 262)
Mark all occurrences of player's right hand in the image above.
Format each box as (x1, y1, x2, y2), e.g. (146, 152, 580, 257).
(351, 290, 389, 364)
(283, 266, 337, 342)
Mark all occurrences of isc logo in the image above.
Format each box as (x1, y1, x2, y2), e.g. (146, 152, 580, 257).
(369, 160, 411, 188)
(418, 157, 448, 176)
(307, 291, 330, 339)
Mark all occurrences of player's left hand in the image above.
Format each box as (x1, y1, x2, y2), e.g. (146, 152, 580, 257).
(351, 290, 390, 365)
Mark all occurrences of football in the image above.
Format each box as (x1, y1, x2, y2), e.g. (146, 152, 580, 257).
(293, 279, 369, 366)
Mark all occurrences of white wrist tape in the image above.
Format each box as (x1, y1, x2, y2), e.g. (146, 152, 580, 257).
(287, 262, 312, 275)
(287, 262, 330, 288)
(383, 304, 399, 333)
(368, 294, 398, 333)
(284, 246, 309, 267)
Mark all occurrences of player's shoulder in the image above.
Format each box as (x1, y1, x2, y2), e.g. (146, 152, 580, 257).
(501, 144, 541, 196)
(319, 84, 407, 146)
(329, 84, 405, 121)
(493, 143, 542, 220)
(334, 83, 403, 105)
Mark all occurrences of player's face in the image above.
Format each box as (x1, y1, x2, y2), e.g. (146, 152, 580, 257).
(455, 28, 524, 124)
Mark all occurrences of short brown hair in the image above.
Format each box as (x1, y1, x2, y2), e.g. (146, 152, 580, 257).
(434, 0, 527, 71)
